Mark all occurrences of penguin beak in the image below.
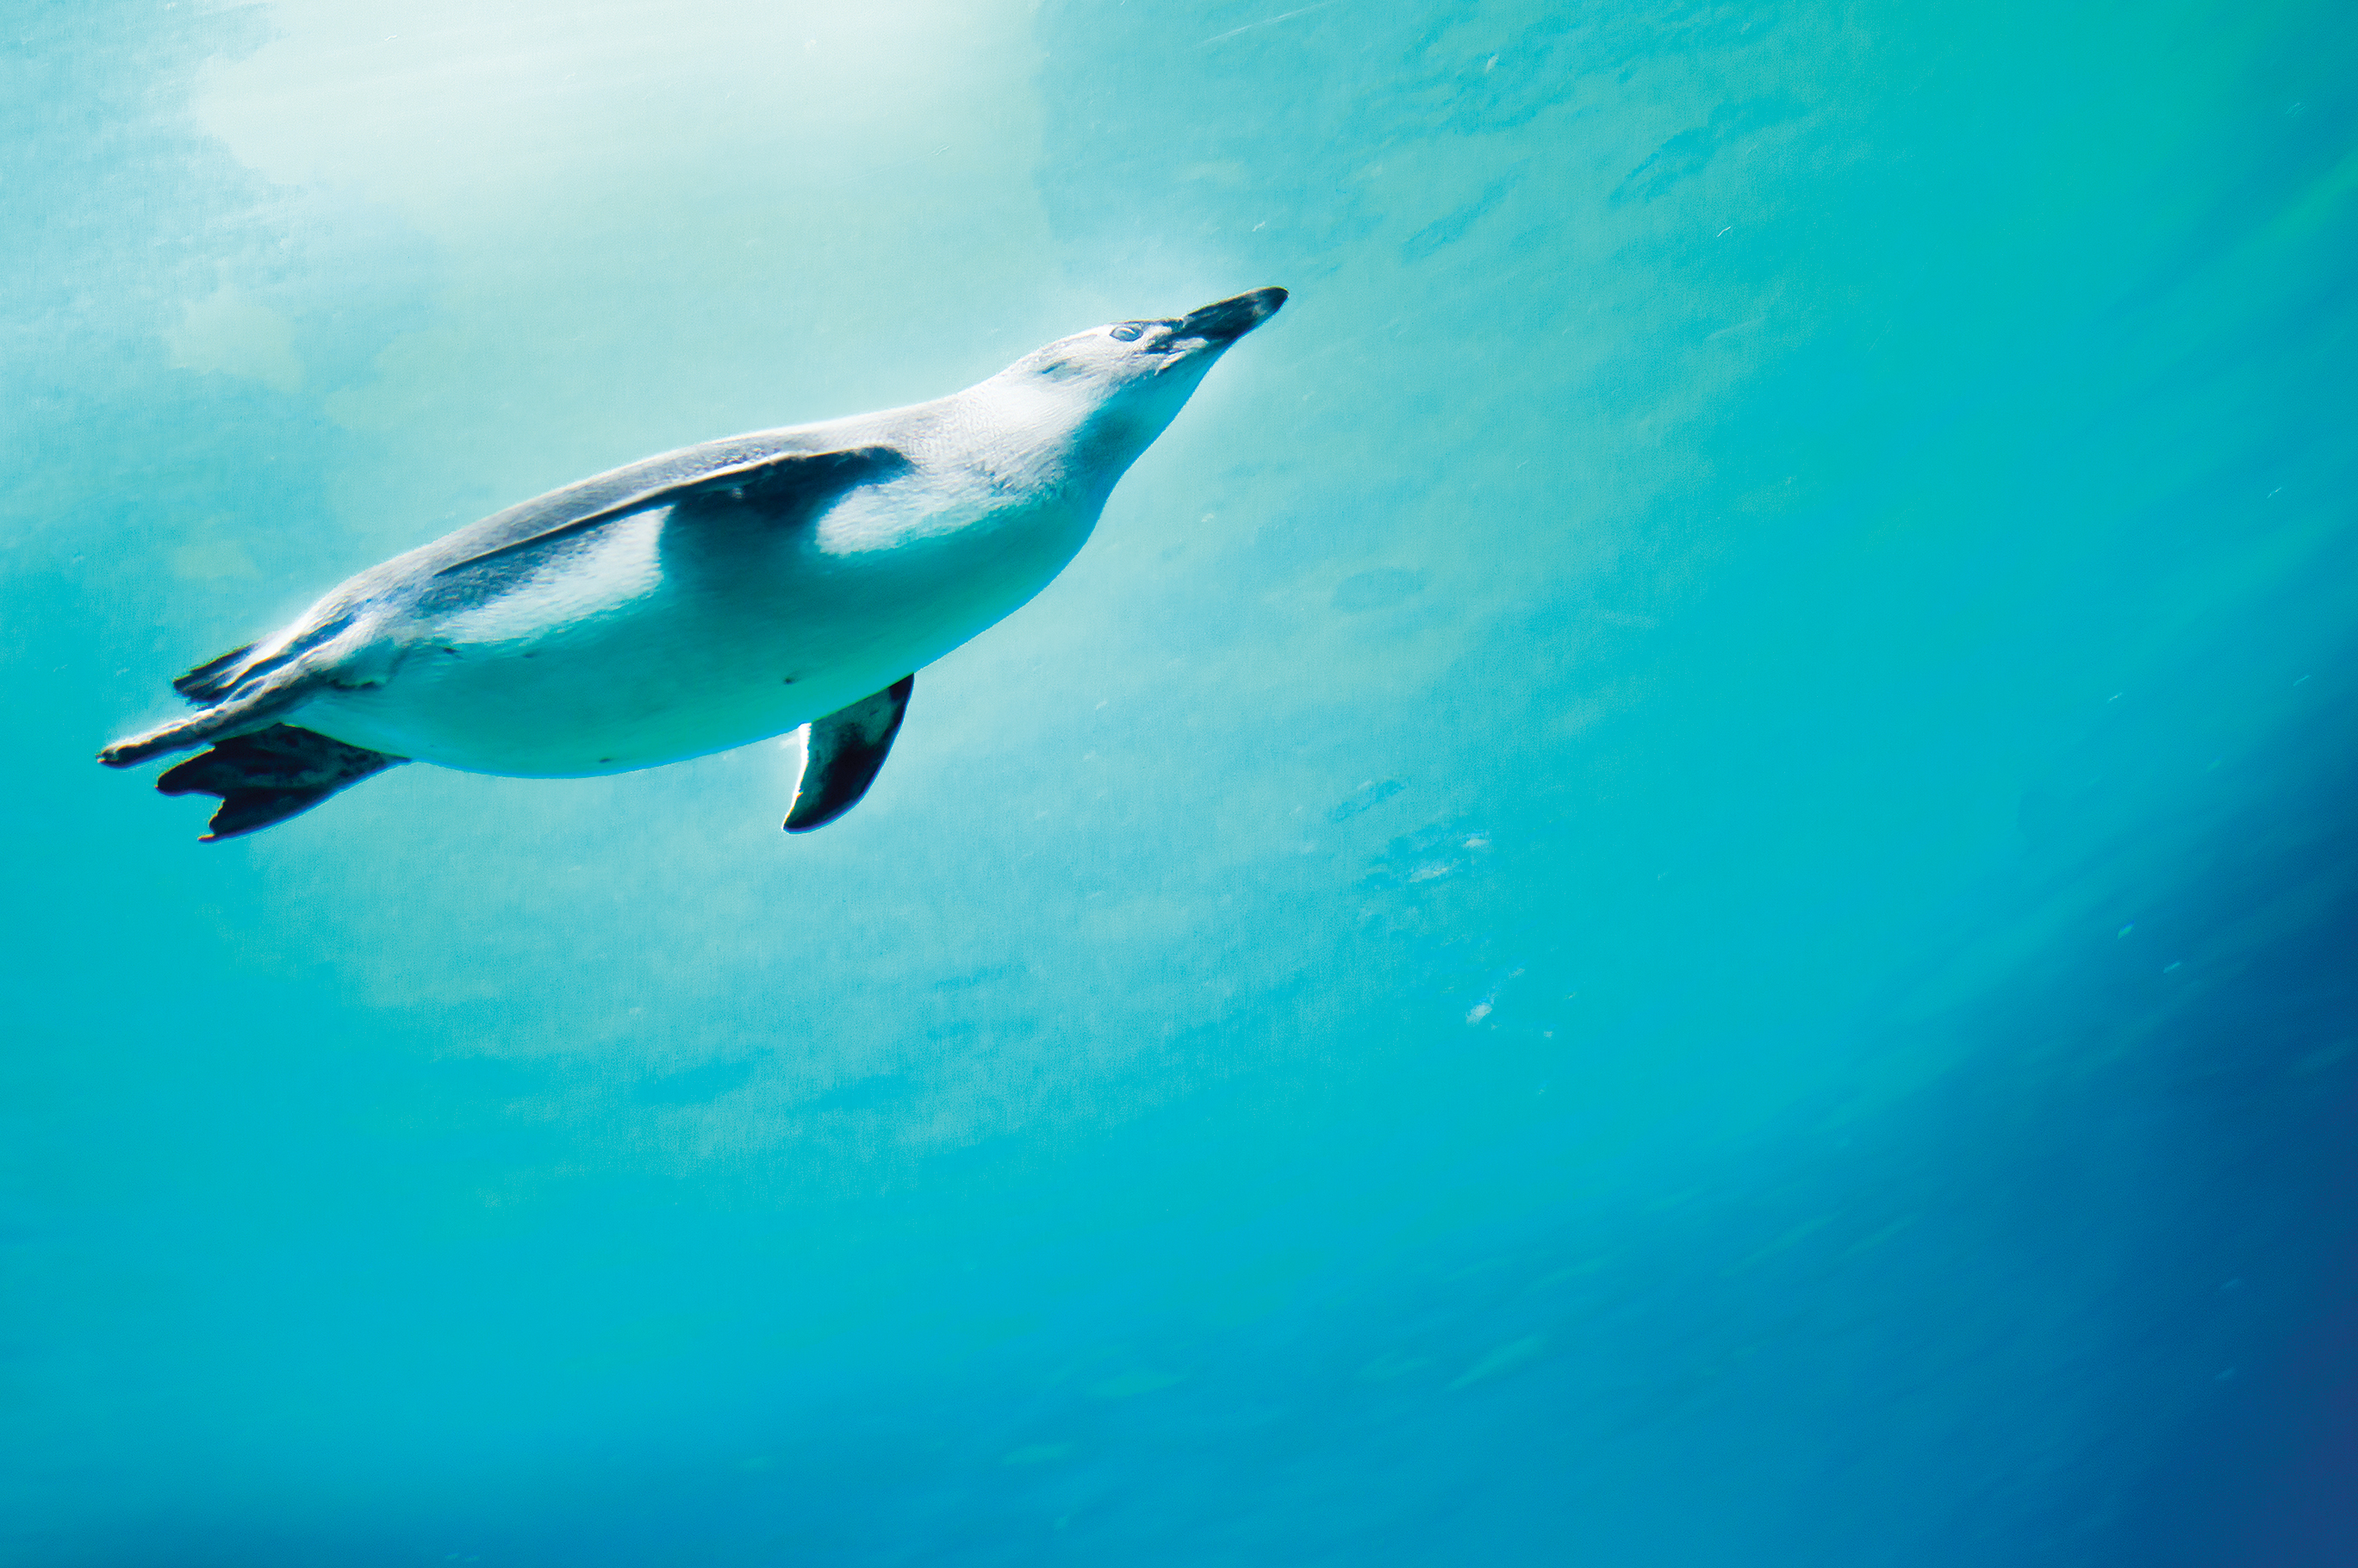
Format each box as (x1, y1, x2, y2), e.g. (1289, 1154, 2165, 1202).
(1173, 286, 1287, 346)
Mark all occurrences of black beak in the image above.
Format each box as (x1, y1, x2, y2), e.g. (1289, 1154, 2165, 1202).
(1176, 286, 1287, 345)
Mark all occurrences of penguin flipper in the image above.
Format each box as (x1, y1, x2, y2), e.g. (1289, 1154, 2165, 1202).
(432, 445, 909, 579)
(154, 724, 406, 842)
(784, 675, 914, 834)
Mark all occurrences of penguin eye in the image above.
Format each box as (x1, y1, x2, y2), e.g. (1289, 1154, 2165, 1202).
(1109, 323, 1146, 342)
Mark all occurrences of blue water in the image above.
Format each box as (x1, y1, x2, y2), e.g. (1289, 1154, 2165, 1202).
(7, 1, 2356, 1563)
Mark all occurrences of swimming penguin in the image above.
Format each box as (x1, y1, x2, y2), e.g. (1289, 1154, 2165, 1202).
(99, 287, 1288, 841)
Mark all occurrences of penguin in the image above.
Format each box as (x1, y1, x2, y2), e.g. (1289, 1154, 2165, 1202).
(99, 287, 1287, 840)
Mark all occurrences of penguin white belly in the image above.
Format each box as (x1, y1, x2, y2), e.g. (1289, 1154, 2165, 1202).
(299, 488, 1092, 777)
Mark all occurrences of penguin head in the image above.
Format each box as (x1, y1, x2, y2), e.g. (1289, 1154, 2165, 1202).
(992, 287, 1287, 464)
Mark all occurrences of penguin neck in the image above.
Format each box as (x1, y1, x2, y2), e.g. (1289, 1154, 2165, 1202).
(955, 379, 1150, 510)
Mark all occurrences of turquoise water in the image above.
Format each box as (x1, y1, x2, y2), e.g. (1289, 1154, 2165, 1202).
(8, 1, 2357, 1561)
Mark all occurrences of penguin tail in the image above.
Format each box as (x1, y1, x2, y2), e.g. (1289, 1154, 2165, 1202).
(171, 641, 260, 704)
(100, 645, 345, 768)
(152, 725, 406, 842)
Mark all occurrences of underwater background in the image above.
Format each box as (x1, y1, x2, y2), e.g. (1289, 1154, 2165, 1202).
(6, 0, 2356, 1562)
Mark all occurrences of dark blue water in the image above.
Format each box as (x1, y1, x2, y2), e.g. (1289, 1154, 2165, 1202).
(6, 1, 2355, 1562)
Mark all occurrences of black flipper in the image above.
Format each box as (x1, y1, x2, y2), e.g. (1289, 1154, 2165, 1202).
(432, 445, 909, 579)
(155, 724, 406, 842)
(784, 676, 914, 834)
